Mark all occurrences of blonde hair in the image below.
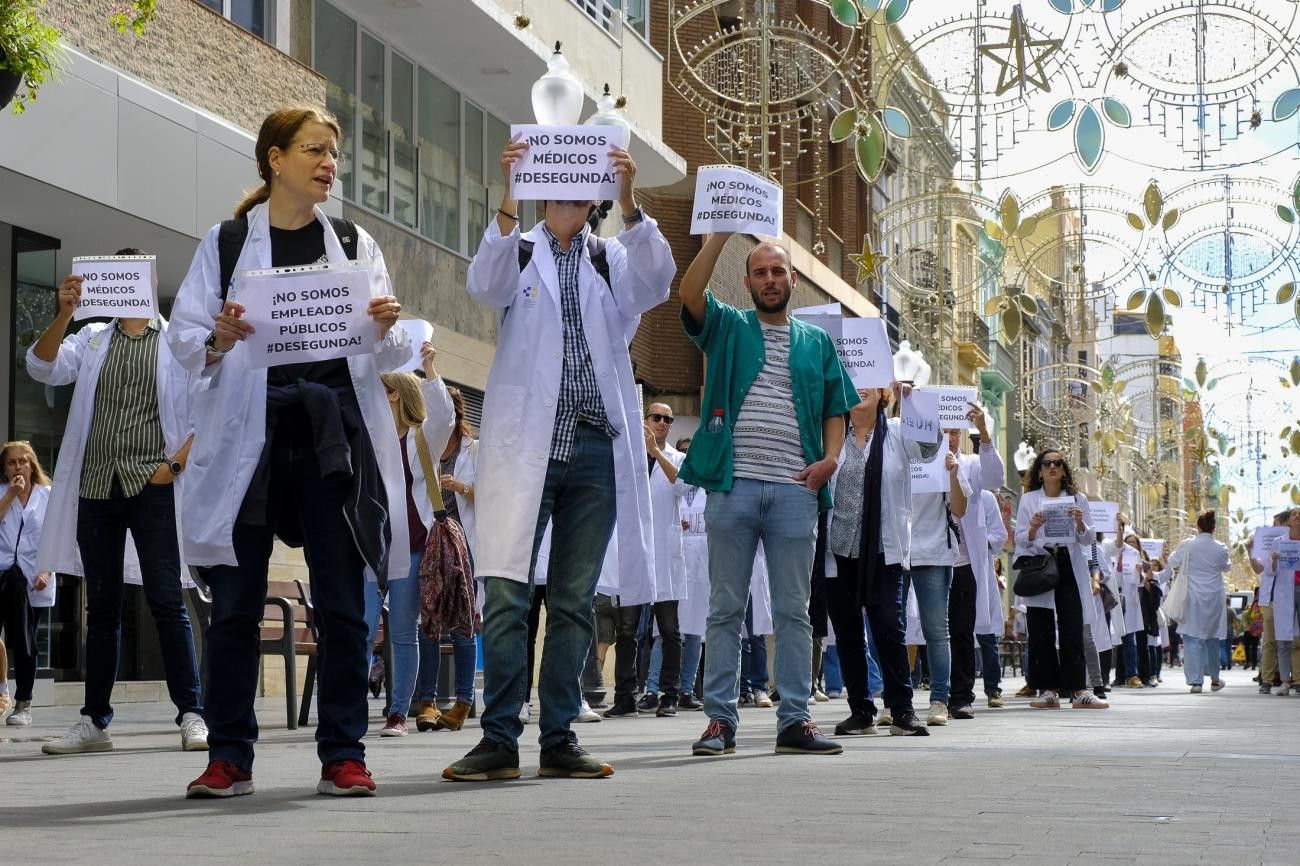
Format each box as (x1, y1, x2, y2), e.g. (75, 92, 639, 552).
(1, 441, 48, 486)
(235, 106, 343, 219)
(380, 372, 426, 430)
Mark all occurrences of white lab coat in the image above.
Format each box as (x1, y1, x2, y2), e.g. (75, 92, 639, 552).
(389, 377, 456, 580)
(464, 217, 675, 605)
(25, 320, 193, 579)
(1013, 489, 1104, 642)
(973, 490, 1009, 635)
(166, 204, 412, 580)
(1168, 533, 1232, 640)
(1104, 539, 1145, 636)
(648, 444, 689, 603)
(445, 434, 479, 564)
(0, 484, 54, 607)
(679, 486, 710, 636)
(1262, 536, 1299, 641)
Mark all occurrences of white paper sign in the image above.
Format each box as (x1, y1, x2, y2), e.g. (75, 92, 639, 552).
(71, 256, 158, 320)
(1140, 538, 1165, 560)
(1089, 501, 1120, 534)
(901, 389, 940, 444)
(793, 303, 842, 317)
(690, 164, 783, 236)
(1040, 496, 1077, 544)
(917, 386, 980, 430)
(910, 439, 950, 494)
(392, 320, 434, 374)
(798, 315, 893, 389)
(231, 262, 376, 369)
(1252, 526, 1289, 561)
(508, 124, 628, 201)
(1277, 540, 1300, 582)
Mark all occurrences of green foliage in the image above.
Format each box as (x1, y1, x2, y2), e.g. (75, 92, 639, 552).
(0, 0, 64, 114)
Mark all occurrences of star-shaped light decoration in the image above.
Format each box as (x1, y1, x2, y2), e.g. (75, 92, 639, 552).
(978, 4, 1062, 97)
(849, 235, 889, 285)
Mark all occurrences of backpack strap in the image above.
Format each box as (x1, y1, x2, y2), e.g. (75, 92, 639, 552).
(586, 234, 610, 287)
(216, 215, 359, 302)
(518, 239, 535, 273)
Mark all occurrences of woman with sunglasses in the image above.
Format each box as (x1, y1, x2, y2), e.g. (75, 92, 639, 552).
(1014, 450, 1109, 709)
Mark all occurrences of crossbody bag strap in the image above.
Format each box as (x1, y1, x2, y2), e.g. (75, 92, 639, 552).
(412, 427, 447, 521)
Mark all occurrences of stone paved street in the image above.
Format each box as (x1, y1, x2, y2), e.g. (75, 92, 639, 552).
(2, 666, 1297, 864)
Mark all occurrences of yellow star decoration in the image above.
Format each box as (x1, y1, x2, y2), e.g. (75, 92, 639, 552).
(978, 4, 1062, 97)
(850, 235, 889, 286)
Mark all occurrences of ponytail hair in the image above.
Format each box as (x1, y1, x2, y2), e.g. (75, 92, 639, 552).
(235, 106, 342, 219)
(1196, 509, 1217, 534)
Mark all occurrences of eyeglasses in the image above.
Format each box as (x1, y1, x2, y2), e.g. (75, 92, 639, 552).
(646, 413, 674, 424)
(293, 142, 347, 164)
(1041, 459, 1065, 469)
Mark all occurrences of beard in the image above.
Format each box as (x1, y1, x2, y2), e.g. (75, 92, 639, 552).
(749, 284, 791, 314)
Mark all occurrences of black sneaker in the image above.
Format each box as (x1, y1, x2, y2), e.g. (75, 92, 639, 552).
(888, 711, 930, 736)
(656, 694, 679, 717)
(636, 693, 659, 712)
(679, 692, 704, 711)
(833, 710, 877, 736)
(948, 704, 975, 720)
(603, 696, 639, 718)
(775, 720, 843, 755)
(538, 737, 613, 778)
(738, 692, 755, 708)
(1093, 687, 1109, 699)
(691, 719, 736, 756)
(442, 738, 521, 782)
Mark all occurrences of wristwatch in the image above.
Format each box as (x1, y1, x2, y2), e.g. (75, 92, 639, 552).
(168, 460, 184, 476)
(621, 206, 645, 226)
(205, 330, 232, 356)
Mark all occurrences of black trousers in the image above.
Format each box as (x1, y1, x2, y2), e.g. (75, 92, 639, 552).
(1025, 547, 1086, 694)
(614, 601, 682, 697)
(0, 566, 36, 701)
(1136, 631, 1152, 682)
(827, 554, 912, 717)
(948, 564, 978, 708)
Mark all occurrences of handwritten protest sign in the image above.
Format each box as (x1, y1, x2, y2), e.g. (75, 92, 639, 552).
(901, 389, 940, 444)
(231, 261, 376, 369)
(508, 124, 628, 201)
(916, 386, 979, 430)
(392, 320, 434, 373)
(1140, 538, 1164, 560)
(910, 439, 950, 494)
(690, 164, 782, 236)
(1040, 496, 1078, 544)
(71, 256, 157, 320)
(1088, 501, 1120, 534)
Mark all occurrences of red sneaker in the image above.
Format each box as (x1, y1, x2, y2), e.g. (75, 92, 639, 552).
(186, 760, 254, 799)
(318, 759, 376, 796)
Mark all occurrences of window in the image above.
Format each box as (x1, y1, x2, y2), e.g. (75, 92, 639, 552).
(465, 104, 486, 257)
(418, 68, 461, 250)
(198, 0, 274, 41)
(360, 32, 387, 213)
(572, 1, 652, 42)
(391, 54, 417, 228)
(315, 2, 356, 199)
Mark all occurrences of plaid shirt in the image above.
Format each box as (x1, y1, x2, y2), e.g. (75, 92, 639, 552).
(545, 225, 617, 462)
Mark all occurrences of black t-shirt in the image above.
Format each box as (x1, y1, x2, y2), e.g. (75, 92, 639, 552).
(267, 221, 352, 390)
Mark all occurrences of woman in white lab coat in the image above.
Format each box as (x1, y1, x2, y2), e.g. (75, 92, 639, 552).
(168, 107, 410, 798)
(0, 442, 53, 727)
(1166, 510, 1232, 692)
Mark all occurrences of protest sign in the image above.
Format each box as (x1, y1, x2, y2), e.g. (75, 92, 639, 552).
(901, 389, 940, 444)
(690, 164, 782, 236)
(1140, 538, 1164, 560)
(910, 439, 950, 494)
(1252, 526, 1289, 562)
(798, 315, 893, 389)
(1277, 540, 1300, 584)
(792, 302, 842, 317)
(507, 124, 628, 201)
(1040, 496, 1078, 544)
(71, 256, 157, 320)
(231, 261, 376, 369)
(1088, 501, 1120, 534)
(392, 320, 434, 373)
(917, 386, 980, 430)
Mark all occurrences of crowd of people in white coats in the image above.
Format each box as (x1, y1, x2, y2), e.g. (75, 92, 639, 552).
(1, 105, 1285, 801)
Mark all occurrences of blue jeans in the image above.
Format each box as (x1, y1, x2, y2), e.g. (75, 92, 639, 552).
(479, 424, 616, 749)
(77, 479, 202, 730)
(903, 565, 953, 706)
(702, 479, 818, 732)
(978, 633, 1002, 696)
(823, 644, 843, 693)
(865, 619, 883, 697)
(1183, 635, 1222, 686)
(413, 630, 477, 704)
(1219, 638, 1232, 668)
(363, 552, 422, 717)
(647, 632, 703, 695)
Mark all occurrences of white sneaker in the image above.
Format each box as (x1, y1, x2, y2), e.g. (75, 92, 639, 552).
(812, 688, 829, 702)
(1070, 691, 1109, 709)
(926, 701, 948, 726)
(6, 700, 31, 726)
(181, 712, 210, 752)
(877, 710, 893, 726)
(42, 716, 113, 755)
(519, 703, 532, 724)
(753, 689, 773, 708)
(574, 699, 601, 723)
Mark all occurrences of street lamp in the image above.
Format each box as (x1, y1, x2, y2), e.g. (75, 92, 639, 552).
(584, 83, 631, 144)
(893, 340, 932, 386)
(1013, 441, 1037, 474)
(531, 42, 584, 126)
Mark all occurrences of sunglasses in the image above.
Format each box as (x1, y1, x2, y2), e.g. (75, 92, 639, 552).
(1041, 459, 1065, 469)
(646, 413, 674, 424)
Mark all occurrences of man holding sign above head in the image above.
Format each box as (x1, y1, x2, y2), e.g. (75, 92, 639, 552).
(168, 107, 410, 799)
(26, 248, 207, 757)
(441, 133, 674, 782)
(677, 231, 859, 758)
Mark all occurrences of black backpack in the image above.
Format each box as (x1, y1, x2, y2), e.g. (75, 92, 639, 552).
(216, 215, 359, 301)
(517, 235, 610, 286)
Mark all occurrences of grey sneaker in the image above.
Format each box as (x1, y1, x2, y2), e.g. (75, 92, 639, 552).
(442, 738, 522, 781)
(774, 720, 843, 754)
(691, 719, 736, 756)
(7, 705, 32, 727)
(538, 737, 613, 778)
(42, 716, 113, 755)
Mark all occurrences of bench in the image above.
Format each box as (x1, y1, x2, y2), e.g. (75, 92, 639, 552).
(293, 579, 393, 726)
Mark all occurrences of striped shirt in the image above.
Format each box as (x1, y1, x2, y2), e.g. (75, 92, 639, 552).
(545, 225, 617, 462)
(731, 323, 806, 485)
(80, 320, 167, 499)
